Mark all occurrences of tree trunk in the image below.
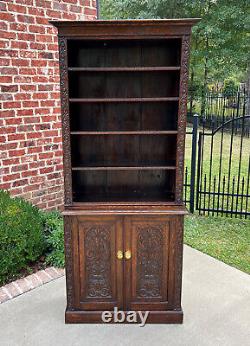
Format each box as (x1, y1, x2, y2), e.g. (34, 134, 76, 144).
(201, 34, 209, 117)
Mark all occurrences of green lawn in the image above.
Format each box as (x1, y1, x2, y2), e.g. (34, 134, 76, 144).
(185, 126, 250, 179)
(184, 214, 250, 274)
(185, 127, 250, 214)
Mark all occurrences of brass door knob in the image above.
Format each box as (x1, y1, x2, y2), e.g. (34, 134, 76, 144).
(117, 250, 123, 260)
(125, 250, 132, 260)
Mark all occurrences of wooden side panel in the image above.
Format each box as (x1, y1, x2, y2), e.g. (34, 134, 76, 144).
(124, 216, 172, 311)
(73, 216, 123, 310)
(58, 37, 72, 206)
(64, 215, 75, 310)
(176, 35, 191, 203)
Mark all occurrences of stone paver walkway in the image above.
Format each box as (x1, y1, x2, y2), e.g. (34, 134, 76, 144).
(0, 246, 249, 346)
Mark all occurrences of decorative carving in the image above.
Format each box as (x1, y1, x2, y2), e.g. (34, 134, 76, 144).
(64, 216, 74, 310)
(176, 35, 191, 203)
(84, 226, 112, 298)
(136, 225, 164, 298)
(173, 217, 184, 309)
(58, 36, 72, 206)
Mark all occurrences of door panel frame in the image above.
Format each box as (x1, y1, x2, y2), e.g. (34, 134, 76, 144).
(73, 215, 124, 310)
(124, 216, 173, 311)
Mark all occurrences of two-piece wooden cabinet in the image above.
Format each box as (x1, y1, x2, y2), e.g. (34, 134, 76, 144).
(52, 19, 199, 323)
(64, 213, 184, 322)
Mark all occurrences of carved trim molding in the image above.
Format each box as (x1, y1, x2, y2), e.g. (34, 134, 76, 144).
(64, 216, 74, 310)
(58, 36, 72, 206)
(176, 35, 191, 203)
(173, 217, 184, 309)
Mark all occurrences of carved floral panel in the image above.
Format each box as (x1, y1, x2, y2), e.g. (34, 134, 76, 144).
(84, 226, 112, 299)
(136, 224, 165, 298)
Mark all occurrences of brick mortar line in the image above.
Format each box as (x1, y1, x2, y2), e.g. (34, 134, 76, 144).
(2, 286, 13, 299)
(0, 267, 65, 304)
(43, 269, 53, 279)
(33, 272, 43, 285)
(12, 281, 23, 294)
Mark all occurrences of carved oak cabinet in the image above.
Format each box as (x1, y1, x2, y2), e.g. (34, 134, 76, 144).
(52, 19, 198, 324)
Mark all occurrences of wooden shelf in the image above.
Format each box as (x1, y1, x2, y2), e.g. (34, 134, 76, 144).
(69, 97, 179, 103)
(68, 66, 181, 72)
(72, 166, 177, 171)
(71, 194, 176, 203)
(70, 131, 178, 135)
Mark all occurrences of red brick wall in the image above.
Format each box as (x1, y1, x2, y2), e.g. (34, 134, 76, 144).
(0, 0, 97, 210)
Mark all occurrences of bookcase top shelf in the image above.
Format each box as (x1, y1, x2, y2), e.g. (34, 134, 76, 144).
(51, 18, 200, 27)
(70, 131, 178, 135)
(68, 67, 181, 72)
(51, 19, 200, 37)
(69, 97, 179, 103)
(72, 166, 177, 171)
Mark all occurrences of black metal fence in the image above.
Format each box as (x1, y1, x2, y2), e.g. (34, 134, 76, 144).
(187, 91, 250, 137)
(183, 90, 250, 218)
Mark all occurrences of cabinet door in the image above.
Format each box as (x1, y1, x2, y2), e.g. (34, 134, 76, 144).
(124, 216, 176, 311)
(73, 216, 123, 310)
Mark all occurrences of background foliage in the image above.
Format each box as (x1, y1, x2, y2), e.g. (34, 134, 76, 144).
(100, 0, 250, 95)
(41, 210, 65, 268)
(0, 190, 46, 285)
(0, 191, 65, 286)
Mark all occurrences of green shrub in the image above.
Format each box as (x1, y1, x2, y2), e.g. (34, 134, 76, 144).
(40, 210, 64, 268)
(0, 190, 46, 285)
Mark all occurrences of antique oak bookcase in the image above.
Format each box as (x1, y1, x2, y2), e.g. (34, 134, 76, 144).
(52, 19, 198, 324)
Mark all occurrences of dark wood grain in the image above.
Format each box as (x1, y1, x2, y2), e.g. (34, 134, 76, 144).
(71, 166, 177, 171)
(51, 18, 200, 38)
(176, 35, 191, 203)
(74, 216, 123, 310)
(68, 67, 181, 71)
(70, 131, 178, 135)
(54, 19, 198, 324)
(69, 97, 179, 102)
(124, 216, 170, 311)
(58, 36, 72, 206)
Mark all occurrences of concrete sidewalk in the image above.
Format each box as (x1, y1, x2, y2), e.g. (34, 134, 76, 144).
(0, 246, 249, 346)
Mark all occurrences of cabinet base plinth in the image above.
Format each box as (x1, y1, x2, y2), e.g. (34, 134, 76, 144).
(65, 309, 183, 324)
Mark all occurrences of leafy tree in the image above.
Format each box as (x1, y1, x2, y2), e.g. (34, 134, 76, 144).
(100, 0, 250, 101)
(100, 0, 189, 19)
(223, 78, 239, 96)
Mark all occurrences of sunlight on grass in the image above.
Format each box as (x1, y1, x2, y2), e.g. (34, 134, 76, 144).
(185, 127, 250, 214)
(184, 214, 250, 274)
(185, 126, 250, 179)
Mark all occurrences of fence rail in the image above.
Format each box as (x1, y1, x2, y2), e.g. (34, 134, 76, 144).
(183, 90, 250, 218)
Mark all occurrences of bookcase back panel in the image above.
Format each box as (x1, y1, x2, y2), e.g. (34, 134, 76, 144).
(70, 102, 178, 131)
(71, 135, 177, 167)
(69, 71, 179, 98)
(72, 170, 175, 202)
(68, 39, 181, 68)
(63, 31, 189, 204)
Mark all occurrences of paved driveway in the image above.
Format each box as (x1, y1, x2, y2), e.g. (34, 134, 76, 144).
(0, 246, 249, 346)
